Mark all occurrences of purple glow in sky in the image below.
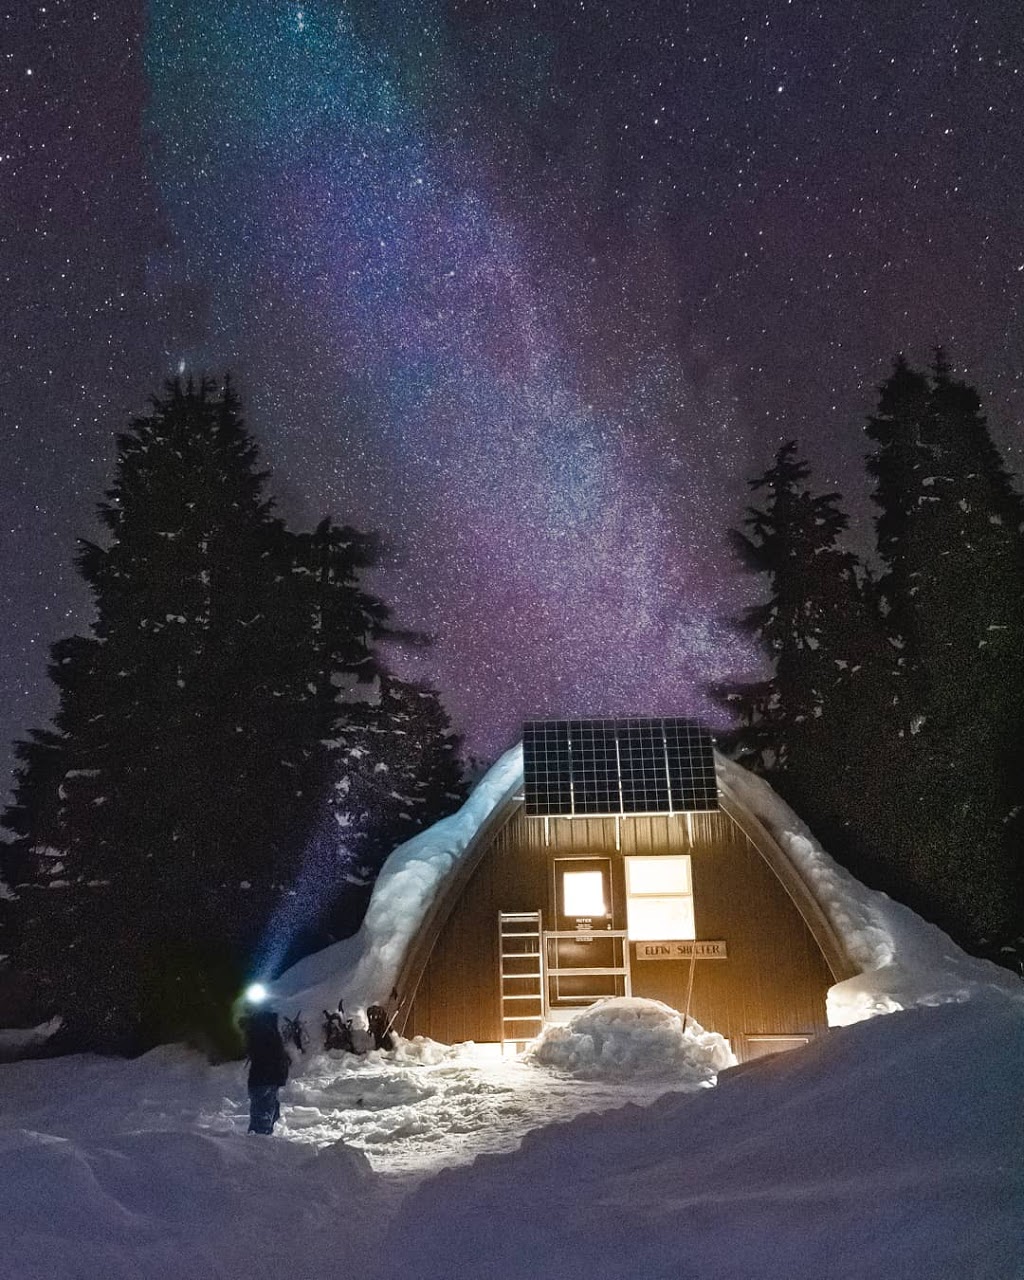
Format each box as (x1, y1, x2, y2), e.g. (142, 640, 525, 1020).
(4, 1, 1023, 774)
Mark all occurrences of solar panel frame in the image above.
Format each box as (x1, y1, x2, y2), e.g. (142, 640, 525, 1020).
(522, 717, 718, 817)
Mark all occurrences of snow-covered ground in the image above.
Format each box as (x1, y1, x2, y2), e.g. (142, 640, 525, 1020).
(390, 999, 1024, 1280)
(3, 997, 1022, 1279)
(5, 749, 1022, 1276)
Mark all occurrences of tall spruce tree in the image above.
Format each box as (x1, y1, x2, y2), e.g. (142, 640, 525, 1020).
(0, 381, 392, 1049)
(866, 354, 1024, 945)
(321, 674, 467, 938)
(3, 378, 474, 1047)
(715, 440, 906, 906)
(347, 673, 466, 858)
(717, 358, 1024, 962)
(717, 442, 891, 809)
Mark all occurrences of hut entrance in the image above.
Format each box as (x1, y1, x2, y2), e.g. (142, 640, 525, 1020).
(545, 857, 631, 1010)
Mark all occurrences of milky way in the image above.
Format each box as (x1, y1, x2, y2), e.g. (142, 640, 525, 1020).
(141, 0, 749, 749)
(4, 1, 1023, 776)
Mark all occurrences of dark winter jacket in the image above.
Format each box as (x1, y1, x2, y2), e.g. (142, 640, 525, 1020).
(244, 1010, 291, 1089)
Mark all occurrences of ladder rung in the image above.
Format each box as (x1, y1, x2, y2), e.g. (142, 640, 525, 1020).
(546, 967, 628, 977)
(503, 1016, 544, 1024)
(501, 994, 542, 1002)
(501, 931, 540, 938)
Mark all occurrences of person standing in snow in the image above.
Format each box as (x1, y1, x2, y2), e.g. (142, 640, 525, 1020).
(242, 1008, 291, 1135)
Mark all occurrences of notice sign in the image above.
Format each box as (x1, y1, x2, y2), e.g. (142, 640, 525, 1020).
(635, 940, 728, 961)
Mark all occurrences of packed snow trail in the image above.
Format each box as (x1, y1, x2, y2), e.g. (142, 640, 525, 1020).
(0, 1004, 725, 1184)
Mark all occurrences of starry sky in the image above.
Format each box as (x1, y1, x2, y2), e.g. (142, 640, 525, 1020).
(3, 1, 1023, 790)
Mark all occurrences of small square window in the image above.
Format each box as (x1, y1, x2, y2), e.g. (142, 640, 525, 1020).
(563, 870, 608, 917)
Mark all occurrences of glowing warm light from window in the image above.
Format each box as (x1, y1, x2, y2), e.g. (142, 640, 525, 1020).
(625, 856, 694, 940)
(563, 870, 607, 917)
(626, 856, 690, 896)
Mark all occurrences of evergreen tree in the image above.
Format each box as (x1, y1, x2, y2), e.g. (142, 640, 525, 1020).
(715, 438, 920, 925)
(864, 354, 933, 686)
(250, 516, 390, 902)
(2, 377, 472, 1046)
(717, 356, 1024, 960)
(716, 442, 891, 811)
(0, 380, 393, 1049)
(322, 674, 467, 937)
(866, 354, 1024, 943)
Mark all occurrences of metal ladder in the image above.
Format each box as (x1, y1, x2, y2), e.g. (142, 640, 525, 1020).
(498, 912, 545, 1048)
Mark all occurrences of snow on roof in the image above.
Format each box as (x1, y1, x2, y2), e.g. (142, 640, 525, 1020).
(276, 745, 1022, 1027)
(715, 755, 1023, 1024)
(274, 745, 524, 1017)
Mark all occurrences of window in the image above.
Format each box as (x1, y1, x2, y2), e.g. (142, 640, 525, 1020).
(625, 856, 694, 941)
(562, 869, 608, 917)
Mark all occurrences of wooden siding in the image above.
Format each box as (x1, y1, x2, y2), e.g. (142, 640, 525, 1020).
(403, 806, 834, 1057)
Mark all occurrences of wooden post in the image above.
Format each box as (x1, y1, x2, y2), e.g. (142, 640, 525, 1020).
(681, 943, 698, 1034)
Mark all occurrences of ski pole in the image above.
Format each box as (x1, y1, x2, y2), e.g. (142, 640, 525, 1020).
(381, 987, 406, 1040)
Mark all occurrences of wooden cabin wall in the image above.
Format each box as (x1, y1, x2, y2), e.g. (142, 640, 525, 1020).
(403, 807, 833, 1055)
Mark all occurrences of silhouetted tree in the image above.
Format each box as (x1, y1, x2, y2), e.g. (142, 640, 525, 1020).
(321, 674, 467, 937)
(0, 381, 397, 1049)
(715, 442, 892, 822)
(865, 353, 1024, 943)
(720, 357, 1024, 961)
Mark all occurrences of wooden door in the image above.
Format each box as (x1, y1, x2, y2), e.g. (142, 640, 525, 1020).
(548, 857, 625, 1006)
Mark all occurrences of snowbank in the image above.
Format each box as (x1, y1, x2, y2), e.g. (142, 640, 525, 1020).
(716, 756, 1024, 1024)
(277, 745, 1022, 1036)
(1, 999, 1022, 1277)
(527, 997, 735, 1081)
(0, 1015, 62, 1061)
(1, 1122, 376, 1280)
(387, 1000, 1024, 1280)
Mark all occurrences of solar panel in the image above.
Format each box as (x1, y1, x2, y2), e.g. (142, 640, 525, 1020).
(522, 718, 718, 817)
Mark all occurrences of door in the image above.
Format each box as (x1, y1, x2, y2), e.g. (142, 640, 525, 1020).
(548, 857, 627, 1006)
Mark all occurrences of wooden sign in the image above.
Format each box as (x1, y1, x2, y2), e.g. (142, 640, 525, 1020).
(635, 939, 728, 960)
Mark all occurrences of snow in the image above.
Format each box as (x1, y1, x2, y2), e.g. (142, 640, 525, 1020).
(716, 756, 1023, 1024)
(386, 1000, 1024, 1280)
(527, 997, 735, 1081)
(278, 744, 1023, 1031)
(5, 748, 1022, 1275)
(274, 743, 523, 1014)
(281, 1026, 710, 1172)
(0, 1017, 719, 1277)
(0, 1015, 62, 1060)
(1, 1000, 1021, 1278)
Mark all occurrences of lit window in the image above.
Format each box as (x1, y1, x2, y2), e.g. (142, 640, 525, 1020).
(625, 856, 694, 940)
(563, 870, 608, 917)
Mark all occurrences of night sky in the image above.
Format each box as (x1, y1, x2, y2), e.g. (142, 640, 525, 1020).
(3, 1, 1023, 788)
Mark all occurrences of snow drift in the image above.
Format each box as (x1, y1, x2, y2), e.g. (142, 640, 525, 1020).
(386, 1000, 1024, 1280)
(3, 1001, 1022, 1279)
(528, 997, 735, 1081)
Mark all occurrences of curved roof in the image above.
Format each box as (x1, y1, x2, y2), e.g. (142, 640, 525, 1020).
(275, 746, 1022, 1029)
